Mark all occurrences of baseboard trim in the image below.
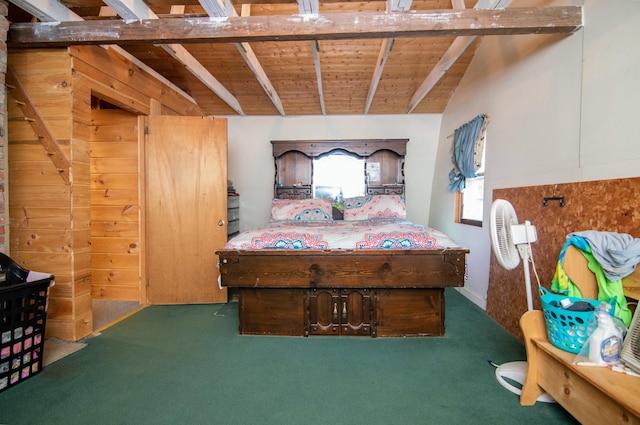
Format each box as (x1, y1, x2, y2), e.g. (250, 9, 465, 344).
(455, 287, 487, 310)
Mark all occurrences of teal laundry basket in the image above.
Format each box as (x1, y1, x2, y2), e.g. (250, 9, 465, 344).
(539, 287, 612, 354)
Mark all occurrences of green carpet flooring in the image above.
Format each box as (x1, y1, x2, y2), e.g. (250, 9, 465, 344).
(0, 289, 577, 424)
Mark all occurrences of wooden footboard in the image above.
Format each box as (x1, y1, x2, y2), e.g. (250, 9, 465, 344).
(216, 248, 467, 337)
(217, 249, 467, 288)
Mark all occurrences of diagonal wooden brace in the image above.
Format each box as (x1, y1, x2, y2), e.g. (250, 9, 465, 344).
(6, 66, 71, 184)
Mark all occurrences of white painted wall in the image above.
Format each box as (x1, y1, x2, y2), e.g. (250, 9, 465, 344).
(226, 115, 441, 230)
(430, 0, 640, 309)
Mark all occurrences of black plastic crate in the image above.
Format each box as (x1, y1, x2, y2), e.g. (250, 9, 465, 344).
(0, 253, 54, 392)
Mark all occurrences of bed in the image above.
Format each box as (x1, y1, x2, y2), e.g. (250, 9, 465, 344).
(216, 139, 469, 337)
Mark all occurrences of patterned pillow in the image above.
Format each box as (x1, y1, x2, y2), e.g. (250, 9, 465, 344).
(343, 195, 407, 220)
(270, 198, 334, 222)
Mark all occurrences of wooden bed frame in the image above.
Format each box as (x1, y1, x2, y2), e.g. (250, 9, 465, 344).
(216, 139, 469, 337)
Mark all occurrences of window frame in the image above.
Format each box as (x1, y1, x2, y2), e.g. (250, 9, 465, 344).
(455, 173, 484, 227)
(454, 125, 487, 228)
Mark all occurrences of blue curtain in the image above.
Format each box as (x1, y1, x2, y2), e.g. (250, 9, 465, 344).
(448, 114, 486, 192)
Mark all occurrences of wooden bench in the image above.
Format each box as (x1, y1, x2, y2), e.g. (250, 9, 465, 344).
(520, 310, 640, 425)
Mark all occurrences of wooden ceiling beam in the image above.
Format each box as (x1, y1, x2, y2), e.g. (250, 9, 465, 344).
(297, 0, 326, 115)
(199, 0, 285, 115)
(236, 3, 286, 115)
(8, 7, 584, 47)
(102, 0, 157, 21)
(364, 37, 393, 114)
(100, 0, 244, 115)
(310, 40, 326, 115)
(408, 35, 476, 113)
(364, 0, 412, 114)
(9, 0, 80, 22)
(407, 0, 514, 113)
(297, 0, 319, 15)
(407, 0, 512, 114)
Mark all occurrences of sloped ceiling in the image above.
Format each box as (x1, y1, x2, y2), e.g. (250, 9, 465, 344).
(7, 0, 582, 116)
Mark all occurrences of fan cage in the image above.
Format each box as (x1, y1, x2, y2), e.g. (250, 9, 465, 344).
(490, 199, 520, 270)
(621, 307, 640, 374)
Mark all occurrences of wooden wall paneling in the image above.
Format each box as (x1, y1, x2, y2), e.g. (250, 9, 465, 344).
(71, 53, 151, 113)
(90, 108, 141, 302)
(91, 205, 139, 222)
(71, 158, 90, 186)
(10, 228, 72, 252)
(150, 99, 162, 116)
(69, 46, 203, 117)
(137, 116, 147, 305)
(72, 227, 92, 262)
(8, 156, 71, 186)
(487, 177, 640, 340)
(8, 184, 70, 206)
(73, 71, 150, 115)
(91, 157, 138, 174)
(6, 67, 71, 183)
(7, 49, 75, 339)
(90, 216, 139, 237)
(6, 121, 71, 144)
(161, 104, 181, 116)
(74, 290, 93, 339)
(9, 205, 72, 229)
(8, 44, 201, 340)
(6, 143, 70, 163)
(71, 80, 93, 339)
(16, 250, 75, 340)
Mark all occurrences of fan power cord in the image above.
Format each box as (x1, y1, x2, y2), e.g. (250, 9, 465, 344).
(527, 239, 542, 291)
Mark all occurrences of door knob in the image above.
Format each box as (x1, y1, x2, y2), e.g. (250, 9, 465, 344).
(218, 219, 226, 226)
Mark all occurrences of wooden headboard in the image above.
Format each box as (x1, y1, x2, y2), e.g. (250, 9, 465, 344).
(271, 139, 408, 200)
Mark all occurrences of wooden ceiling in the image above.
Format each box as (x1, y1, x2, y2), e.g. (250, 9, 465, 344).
(7, 1, 582, 116)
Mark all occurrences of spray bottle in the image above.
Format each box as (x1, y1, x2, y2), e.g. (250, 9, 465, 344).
(587, 302, 623, 366)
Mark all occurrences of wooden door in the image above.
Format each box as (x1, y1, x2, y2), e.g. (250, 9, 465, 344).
(145, 116, 228, 304)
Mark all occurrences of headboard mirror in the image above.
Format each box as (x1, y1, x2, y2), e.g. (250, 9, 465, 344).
(271, 139, 408, 201)
(313, 151, 365, 201)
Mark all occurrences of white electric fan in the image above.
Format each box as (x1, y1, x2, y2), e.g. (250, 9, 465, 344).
(489, 199, 554, 403)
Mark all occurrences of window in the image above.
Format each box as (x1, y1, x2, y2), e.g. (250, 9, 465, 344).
(457, 175, 484, 226)
(455, 132, 486, 227)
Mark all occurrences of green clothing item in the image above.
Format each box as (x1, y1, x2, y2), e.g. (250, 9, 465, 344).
(551, 242, 631, 327)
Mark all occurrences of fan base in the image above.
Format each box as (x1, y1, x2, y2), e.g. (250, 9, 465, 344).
(495, 361, 555, 403)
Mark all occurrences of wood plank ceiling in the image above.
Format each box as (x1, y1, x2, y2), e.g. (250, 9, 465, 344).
(7, 0, 583, 116)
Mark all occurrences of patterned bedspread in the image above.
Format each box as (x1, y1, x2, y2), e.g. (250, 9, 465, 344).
(223, 219, 462, 250)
